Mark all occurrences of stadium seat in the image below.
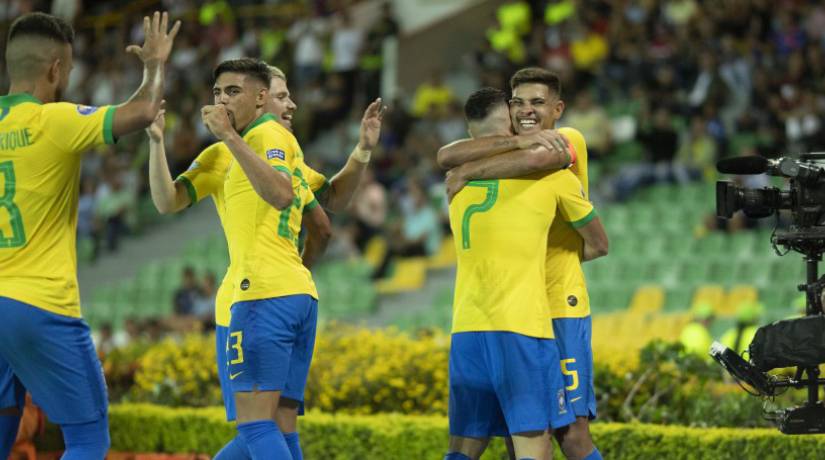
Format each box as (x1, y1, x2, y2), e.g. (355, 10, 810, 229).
(722, 285, 759, 316)
(363, 236, 388, 269)
(428, 237, 456, 269)
(691, 285, 726, 315)
(628, 285, 665, 313)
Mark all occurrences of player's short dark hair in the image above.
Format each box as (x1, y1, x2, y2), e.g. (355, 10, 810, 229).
(8, 12, 74, 44)
(213, 58, 271, 88)
(510, 67, 561, 97)
(464, 87, 508, 122)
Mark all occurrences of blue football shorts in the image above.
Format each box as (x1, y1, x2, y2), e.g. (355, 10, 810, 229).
(448, 331, 574, 437)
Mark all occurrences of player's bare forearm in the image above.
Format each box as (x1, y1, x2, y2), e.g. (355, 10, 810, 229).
(301, 206, 332, 269)
(147, 137, 189, 213)
(322, 156, 368, 212)
(577, 216, 609, 261)
(112, 63, 165, 137)
(224, 133, 293, 210)
(455, 145, 569, 182)
(437, 136, 520, 169)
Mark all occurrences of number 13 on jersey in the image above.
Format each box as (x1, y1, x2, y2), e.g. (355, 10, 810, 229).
(0, 161, 26, 248)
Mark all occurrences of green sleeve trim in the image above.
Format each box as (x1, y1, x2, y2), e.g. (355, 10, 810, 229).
(176, 176, 198, 207)
(314, 179, 331, 195)
(103, 106, 117, 145)
(273, 165, 292, 177)
(570, 208, 597, 229)
(303, 199, 319, 213)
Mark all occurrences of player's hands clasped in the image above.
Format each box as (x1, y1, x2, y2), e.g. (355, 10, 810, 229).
(201, 105, 235, 140)
(517, 129, 569, 155)
(358, 98, 386, 152)
(126, 11, 181, 65)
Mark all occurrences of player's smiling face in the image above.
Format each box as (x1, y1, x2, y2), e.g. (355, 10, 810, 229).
(509, 83, 564, 134)
(213, 72, 266, 132)
(266, 77, 297, 132)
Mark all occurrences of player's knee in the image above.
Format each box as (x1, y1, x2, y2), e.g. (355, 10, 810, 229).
(558, 418, 594, 459)
(234, 390, 280, 424)
(61, 417, 110, 460)
(275, 397, 300, 432)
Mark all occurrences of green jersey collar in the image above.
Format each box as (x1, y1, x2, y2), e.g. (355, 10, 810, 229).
(0, 93, 43, 107)
(240, 113, 277, 137)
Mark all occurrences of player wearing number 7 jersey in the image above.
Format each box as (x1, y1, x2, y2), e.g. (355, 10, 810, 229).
(0, 11, 179, 459)
(444, 87, 600, 460)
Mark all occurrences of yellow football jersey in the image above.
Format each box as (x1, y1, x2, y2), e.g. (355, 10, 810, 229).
(547, 127, 593, 319)
(224, 114, 318, 304)
(449, 169, 594, 339)
(176, 142, 234, 326)
(0, 93, 115, 317)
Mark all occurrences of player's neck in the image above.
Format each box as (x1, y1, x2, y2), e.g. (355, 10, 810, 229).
(8, 81, 54, 104)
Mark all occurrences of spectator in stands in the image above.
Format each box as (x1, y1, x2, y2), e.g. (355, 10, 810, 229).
(352, 167, 388, 252)
(411, 71, 454, 118)
(331, 9, 364, 107)
(676, 115, 718, 182)
(94, 322, 116, 359)
(193, 272, 218, 330)
(77, 176, 100, 262)
(173, 266, 200, 317)
(287, 13, 327, 89)
(95, 160, 136, 253)
(360, 1, 399, 102)
(562, 90, 611, 158)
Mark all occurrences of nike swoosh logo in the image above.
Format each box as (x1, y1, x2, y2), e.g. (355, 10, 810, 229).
(229, 371, 244, 380)
(570, 397, 582, 403)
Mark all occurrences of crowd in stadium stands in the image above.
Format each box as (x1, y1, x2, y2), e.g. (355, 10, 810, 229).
(3, 0, 825, 270)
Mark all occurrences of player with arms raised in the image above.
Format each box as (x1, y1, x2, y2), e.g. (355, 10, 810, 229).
(0, 11, 179, 459)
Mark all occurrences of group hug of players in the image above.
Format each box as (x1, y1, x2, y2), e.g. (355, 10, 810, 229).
(0, 9, 608, 460)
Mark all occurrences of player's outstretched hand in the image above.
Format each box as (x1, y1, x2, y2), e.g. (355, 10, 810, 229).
(126, 11, 181, 65)
(445, 166, 468, 204)
(517, 129, 569, 155)
(358, 98, 386, 152)
(146, 100, 166, 142)
(202, 105, 235, 141)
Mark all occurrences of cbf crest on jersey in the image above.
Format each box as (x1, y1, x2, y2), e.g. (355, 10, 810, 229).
(266, 149, 285, 161)
(76, 105, 99, 115)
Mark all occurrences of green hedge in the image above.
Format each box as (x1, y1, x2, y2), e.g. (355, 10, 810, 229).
(38, 404, 825, 459)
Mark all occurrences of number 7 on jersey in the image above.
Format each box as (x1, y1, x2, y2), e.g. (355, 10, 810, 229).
(461, 180, 499, 250)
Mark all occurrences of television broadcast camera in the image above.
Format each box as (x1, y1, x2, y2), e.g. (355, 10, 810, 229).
(712, 153, 825, 434)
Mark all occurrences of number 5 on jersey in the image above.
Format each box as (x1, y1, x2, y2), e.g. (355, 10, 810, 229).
(461, 180, 499, 249)
(0, 161, 26, 248)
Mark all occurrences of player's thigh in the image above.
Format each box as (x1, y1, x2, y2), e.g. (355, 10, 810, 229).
(552, 317, 596, 419)
(448, 332, 508, 439)
(0, 297, 106, 425)
(281, 296, 318, 405)
(215, 325, 237, 422)
(510, 429, 553, 460)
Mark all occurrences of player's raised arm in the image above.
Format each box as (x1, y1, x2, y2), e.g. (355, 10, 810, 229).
(437, 129, 568, 169)
(112, 11, 181, 138)
(318, 98, 386, 213)
(202, 104, 293, 210)
(145, 107, 191, 213)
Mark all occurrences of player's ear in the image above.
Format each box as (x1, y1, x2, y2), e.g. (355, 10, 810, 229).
(256, 87, 267, 108)
(47, 58, 61, 85)
(555, 99, 565, 119)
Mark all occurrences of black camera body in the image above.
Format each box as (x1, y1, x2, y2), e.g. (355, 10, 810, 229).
(713, 154, 825, 435)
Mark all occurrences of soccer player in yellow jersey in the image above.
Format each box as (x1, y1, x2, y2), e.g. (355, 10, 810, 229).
(146, 64, 383, 459)
(439, 69, 608, 460)
(0, 11, 180, 459)
(190, 58, 316, 459)
(445, 86, 606, 460)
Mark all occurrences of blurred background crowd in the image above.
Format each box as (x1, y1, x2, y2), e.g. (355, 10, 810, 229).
(2, 0, 825, 342)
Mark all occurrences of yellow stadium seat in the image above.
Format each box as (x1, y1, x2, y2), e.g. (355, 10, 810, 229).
(691, 285, 726, 316)
(628, 285, 665, 314)
(428, 237, 456, 270)
(374, 257, 428, 295)
(723, 285, 759, 316)
(363, 236, 388, 269)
